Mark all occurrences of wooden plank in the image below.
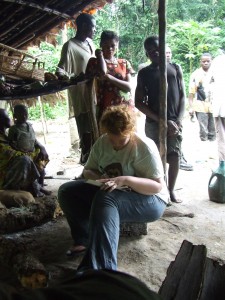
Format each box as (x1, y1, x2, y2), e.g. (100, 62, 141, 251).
(199, 257, 225, 300)
(174, 243, 206, 300)
(159, 240, 207, 300)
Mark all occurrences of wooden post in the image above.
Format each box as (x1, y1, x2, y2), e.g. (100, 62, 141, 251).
(158, 0, 167, 173)
(38, 96, 47, 144)
(41, 97, 48, 134)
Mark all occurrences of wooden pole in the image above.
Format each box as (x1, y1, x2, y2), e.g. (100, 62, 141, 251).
(38, 96, 47, 144)
(158, 0, 167, 173)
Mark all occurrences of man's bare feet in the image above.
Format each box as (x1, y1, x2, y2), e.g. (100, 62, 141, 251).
(170, 191, 182, 203)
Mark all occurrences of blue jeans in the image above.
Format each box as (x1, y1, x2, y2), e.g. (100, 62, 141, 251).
(58, 180, 166, 271)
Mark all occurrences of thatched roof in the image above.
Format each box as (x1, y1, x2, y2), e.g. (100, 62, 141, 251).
(0, 0, 112, 49)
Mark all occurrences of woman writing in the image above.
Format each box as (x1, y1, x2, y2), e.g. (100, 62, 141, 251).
(86, 30, 135, 122)
(58, 105, 169, 271)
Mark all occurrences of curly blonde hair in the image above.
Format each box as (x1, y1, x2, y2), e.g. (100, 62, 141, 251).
(100, 105, 136, 136)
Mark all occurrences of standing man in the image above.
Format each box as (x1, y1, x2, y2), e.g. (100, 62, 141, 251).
(56, 13, 96, 165)
(209, 54, 225, 161)
(188, 53, 216, 142)
(135, 36, 185, 203)
(166, 45, 193, 171)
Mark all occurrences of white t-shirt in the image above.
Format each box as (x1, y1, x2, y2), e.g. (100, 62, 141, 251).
(210, 55, 225, 117)
(57, 38, 95, 117)
(189, 67, 213, 113)
(85, 133, 169, 204)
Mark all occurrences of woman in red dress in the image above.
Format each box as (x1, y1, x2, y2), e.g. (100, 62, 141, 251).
(86, 30, 135, 122)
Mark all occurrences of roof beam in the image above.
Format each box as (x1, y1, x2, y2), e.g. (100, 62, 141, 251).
(0, 7, 31, 38)
(2, 0, 73, 19)
(9, 0, 96, 48)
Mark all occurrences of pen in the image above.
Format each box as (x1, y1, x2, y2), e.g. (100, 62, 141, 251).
(100, 166, 108, 177)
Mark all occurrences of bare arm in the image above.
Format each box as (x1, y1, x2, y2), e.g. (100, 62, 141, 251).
(95, 49, 107, 75)
(176, 65, 186, 124)
(135, 79, 159, 122)
(86, 49, 107, 77)
(83, 168, 102, 180)
(188, 72, 197, 114)
(35, 140, 49, 160)
(188, 93, 195, 113)
(135, 73, 179, 135)
(101, 73, 132, 92)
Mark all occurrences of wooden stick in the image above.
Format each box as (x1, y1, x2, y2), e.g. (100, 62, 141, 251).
(158, 0, 167, 172)
(38, 96, 47, 144)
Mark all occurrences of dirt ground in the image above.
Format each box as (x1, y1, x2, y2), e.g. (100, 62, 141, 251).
(2, 112, 225, 293)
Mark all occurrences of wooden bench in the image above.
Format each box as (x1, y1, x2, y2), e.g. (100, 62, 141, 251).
(120, 222, 148, 236)
(159, 240, 225, 300)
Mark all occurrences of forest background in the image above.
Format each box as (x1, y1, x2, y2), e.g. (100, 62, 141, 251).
(27, 0, 225, 119)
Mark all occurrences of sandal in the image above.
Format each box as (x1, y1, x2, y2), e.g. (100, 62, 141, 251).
(66, 245, 86, 257)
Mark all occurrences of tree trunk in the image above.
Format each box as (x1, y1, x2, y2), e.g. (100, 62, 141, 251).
(158, 0, 167, 172)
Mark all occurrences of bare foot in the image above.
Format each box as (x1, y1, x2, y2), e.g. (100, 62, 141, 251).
(40, 187, 52, 196)
(170, 191, 182, 203)
(35, 191, 44, 197)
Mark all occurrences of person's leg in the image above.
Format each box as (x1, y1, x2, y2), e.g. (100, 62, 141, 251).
(58, 180, 99, 247)
(179, 151, 193, 171)
(75, 113, 93, 165)
(167, 152, 181, 203)
(145, 121, 159, 146)
(36, 169, 51, 195)
(38, 169, 45, 186)
(80, 132, 93, 164)
(195, 112, 208, 141)
(3, 156, 41, 194)
(167, 133, 182, 203)
(78, 189, 166, 271)
(208, 113, 216, 141)
(215, 117, 225, 161)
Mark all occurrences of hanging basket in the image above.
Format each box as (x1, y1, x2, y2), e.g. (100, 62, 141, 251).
(0, 43, 45, 81)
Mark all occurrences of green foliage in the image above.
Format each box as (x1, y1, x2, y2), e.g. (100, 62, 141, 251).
(25, 0, 225, 100)
(27, 42, 62, 73)
(94, 0, 225, 73)
(28, 101, 68, 120)
(167, 0, 216, 23)
(94, 0, 158, 70)
(167, 20, 222, 89)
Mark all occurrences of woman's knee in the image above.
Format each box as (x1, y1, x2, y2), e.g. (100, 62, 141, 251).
(58, 181, 77, 206)
(154, 204, 166, 220)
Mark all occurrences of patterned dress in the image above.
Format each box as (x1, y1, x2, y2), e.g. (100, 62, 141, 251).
(0, 132, 40, 193)
(87, 58, 135, 119)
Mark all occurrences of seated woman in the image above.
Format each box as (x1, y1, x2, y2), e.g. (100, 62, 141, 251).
(0, 108, 50, 197)
(58, 105, 169, 271)
(86, 30, 135, 122)
(8, 104, 50, 188)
